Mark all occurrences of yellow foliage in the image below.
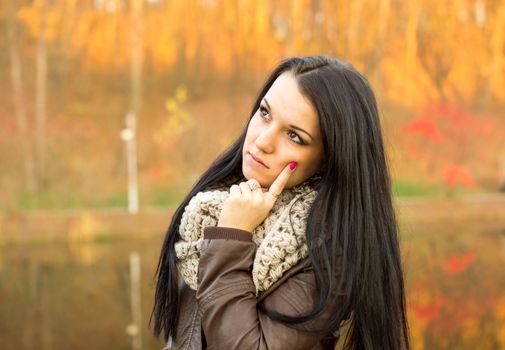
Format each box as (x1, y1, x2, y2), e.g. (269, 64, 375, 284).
(154, 87, 193, 146)
(174, 87, 188, 103)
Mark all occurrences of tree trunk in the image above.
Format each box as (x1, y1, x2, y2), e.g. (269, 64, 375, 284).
(126, 0, 143, 214)
(6, 0, 37, 194)
(405, 0, 420, 106)
(479, 1, 504, 109)
(370, 0, 391, 99)
(131, 0, 143, 116)
(347, 0, 363, 62)
(129, 252, 142, 350)
(35, 0, 48, 188)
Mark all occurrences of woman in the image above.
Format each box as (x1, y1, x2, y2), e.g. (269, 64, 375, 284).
(152, 56, 410, 349)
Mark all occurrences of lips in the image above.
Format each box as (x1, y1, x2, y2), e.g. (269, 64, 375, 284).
(249, 152, 269, 168)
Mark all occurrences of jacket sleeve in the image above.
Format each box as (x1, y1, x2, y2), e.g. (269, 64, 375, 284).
(195, 226, 338, 350)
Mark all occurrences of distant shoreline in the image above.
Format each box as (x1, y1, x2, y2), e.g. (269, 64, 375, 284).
(1, 194, 504, 245)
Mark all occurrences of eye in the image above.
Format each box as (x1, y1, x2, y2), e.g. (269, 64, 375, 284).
(287, 130, 306, 145)
(259, 105, 270, 119)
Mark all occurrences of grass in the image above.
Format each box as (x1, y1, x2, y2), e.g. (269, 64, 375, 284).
(16, 189, 81, 211)
(1, 180, 495, 213)
(95, 230, 114, 244)
(1, 185, 187, 212)
(392, 180, 446, 197)
(4, 190, 128, 212)
(390, 179, 486, 198)
(149, 186, 186, 207)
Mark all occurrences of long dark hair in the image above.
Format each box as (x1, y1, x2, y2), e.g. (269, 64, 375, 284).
(152, 56, 409, 349)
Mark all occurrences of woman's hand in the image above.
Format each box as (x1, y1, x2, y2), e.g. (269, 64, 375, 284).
(218, 162, 297, 232)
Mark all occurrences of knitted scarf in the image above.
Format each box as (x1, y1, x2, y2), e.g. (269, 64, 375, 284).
(174, 176, 319, 294)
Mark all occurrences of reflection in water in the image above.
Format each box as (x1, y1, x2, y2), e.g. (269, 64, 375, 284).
(0, 228, 504, 349)
(0, 239, 164, 350)
(403, 228, 505, 350)
(67, 242, 103, 266)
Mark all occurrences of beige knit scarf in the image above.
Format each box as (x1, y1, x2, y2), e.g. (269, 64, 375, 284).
(175, 176, 319, 294)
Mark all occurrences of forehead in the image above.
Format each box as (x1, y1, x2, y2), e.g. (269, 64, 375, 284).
(264, 73, 320, 135)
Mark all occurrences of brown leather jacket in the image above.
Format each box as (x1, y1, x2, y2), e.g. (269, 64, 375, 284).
(164, 226, 343, 350)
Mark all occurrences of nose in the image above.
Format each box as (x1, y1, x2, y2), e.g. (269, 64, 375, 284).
(254, 126, 276, 154)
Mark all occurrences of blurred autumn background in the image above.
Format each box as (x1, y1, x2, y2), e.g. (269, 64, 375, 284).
(1, 0, 505, 349)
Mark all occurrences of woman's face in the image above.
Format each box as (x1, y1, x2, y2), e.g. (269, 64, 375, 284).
(242, 72, 324, 189)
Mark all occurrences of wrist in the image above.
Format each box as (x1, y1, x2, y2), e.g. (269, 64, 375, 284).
(217, 221, 252, 233)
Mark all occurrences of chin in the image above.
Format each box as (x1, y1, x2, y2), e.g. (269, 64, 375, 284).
(242, 168, 261, 182)
(242, 167, 269, 188)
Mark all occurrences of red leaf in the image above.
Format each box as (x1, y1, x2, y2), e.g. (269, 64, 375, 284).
(413, 297, 445, 321)
(442, 165, 475, 188)
(443, 251, 477, 275)
(403, 118, 444, 143)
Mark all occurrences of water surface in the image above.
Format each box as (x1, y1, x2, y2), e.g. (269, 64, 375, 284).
(1, 226, 504, 349)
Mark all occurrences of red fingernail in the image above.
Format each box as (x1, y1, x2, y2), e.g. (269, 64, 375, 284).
(289, 162, 297, 170)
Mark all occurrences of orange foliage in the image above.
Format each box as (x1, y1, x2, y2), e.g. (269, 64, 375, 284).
(4, 0, 505, 207)
(148, 166, 164, 180)
(12, 0, 505, 107)
(443, 251, 477, 274)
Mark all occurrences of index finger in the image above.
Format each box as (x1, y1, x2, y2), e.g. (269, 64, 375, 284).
(268, 161, 297, 198)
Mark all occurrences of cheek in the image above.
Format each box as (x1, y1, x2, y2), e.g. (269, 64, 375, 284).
(294, 151, 316, 168)
(291, 150, 323, 180)
(245, 119, 260, 143)
(274, 147, 312, 170)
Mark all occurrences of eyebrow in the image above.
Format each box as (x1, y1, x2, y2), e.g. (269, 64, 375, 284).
(263, 98, 315, 141)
